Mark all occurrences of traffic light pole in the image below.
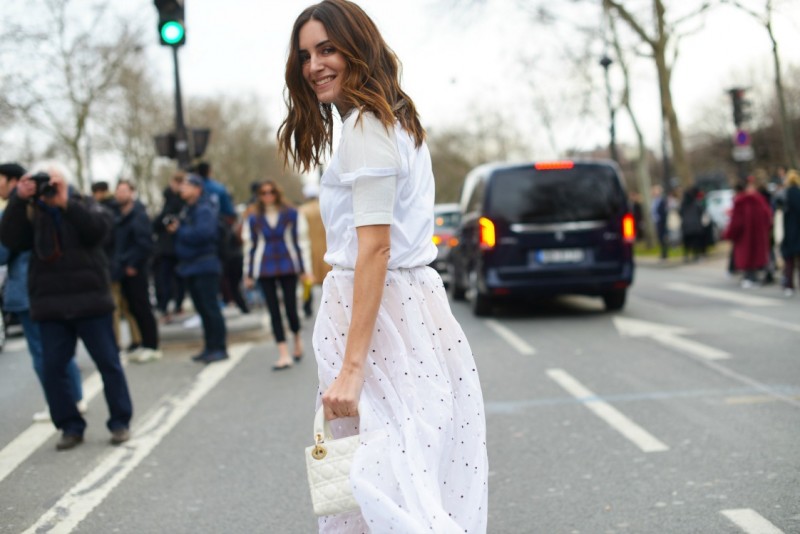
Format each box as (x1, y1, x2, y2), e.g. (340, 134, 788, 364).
(172, 45, 190, 170)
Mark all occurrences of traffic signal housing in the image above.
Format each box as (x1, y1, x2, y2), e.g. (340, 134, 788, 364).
(729, 88, 751, 127)
(155, 0, 185, 47)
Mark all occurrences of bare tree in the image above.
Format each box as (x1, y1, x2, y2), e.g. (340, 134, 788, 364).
(603, 1, 713, 189)
(608, 12, 658, 247)
(4, 0, 143, 191)
(102, 56, 172, 207)
(185, 95, 303, 205)
(721, 0, 797, 169)
(428, 109, 528, 203)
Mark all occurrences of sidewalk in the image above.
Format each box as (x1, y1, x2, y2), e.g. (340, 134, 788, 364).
(635, 240, 731, 270)
(159, 306, 270, 349)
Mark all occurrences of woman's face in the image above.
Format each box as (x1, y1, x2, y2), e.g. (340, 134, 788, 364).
(259, 185, 277, 206)
(299, 19, 349, 114)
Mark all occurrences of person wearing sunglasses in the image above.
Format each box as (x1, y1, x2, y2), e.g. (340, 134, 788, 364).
(243, 180, 308, 370)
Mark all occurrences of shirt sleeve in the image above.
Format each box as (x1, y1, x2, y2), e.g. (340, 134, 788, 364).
(339, 112, 400, 227)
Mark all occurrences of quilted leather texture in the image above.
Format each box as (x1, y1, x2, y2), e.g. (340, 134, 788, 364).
(305, 434, 360, 516)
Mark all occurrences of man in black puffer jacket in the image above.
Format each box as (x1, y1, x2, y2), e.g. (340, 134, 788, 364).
(0, 164, 133, 451)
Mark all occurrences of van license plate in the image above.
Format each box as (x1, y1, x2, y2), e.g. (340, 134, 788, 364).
(534, 249, 585, 264)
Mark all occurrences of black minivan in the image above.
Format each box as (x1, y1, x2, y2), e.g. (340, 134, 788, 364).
(447, 160, 635, 316)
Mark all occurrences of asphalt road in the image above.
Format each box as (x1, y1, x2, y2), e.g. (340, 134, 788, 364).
(0, 255, 798, 534)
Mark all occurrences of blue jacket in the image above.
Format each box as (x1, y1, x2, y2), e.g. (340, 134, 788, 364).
(201, 177, 235, 218)
(175, 197, 221, 277)
(246, 208, 305, 278)
(0, 209, 31, 312)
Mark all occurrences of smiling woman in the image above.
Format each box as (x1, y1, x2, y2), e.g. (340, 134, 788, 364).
(278, 1, 488, 533)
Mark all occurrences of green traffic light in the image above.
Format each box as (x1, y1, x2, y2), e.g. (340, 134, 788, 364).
(161, 21, 185, 45)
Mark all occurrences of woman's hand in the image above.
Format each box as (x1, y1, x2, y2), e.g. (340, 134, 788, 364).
(244, 276, 255, 289)
(322, 364, 364, 420)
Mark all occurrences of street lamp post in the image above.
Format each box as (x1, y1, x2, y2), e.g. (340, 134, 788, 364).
(171, 45, 190, 170)
(599, 54, 618, 164)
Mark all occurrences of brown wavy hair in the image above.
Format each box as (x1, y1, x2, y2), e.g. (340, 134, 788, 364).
(278, 0, 425, 173)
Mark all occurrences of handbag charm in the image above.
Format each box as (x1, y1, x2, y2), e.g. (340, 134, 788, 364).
(305, 407, 360, 516)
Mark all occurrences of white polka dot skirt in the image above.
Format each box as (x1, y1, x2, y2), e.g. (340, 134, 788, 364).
(313, 266, 488, 533)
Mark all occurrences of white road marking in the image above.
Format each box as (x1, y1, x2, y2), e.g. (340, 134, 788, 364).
(721, 508, 785, 534)
(614, 317, 730, 360)
(730, 310, 800, 334)
(22, 343, 253, 534)
(667, 282, 779, 307)
(3, 338, 27, 353)
(0, 371, 104, 484)
(484, 319, 536, 355)
(546, 369, 669, 453)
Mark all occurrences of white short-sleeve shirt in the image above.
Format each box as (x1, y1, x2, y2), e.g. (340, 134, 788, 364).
(319, 111, 437, 270)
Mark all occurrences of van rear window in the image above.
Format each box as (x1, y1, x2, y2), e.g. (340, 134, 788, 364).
(487, 165, 624, 224)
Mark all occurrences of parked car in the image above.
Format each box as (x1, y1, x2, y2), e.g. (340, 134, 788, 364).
(447, 160, 635, 315)
(705, 189, 735, 242)
(430, 203, 461, 283)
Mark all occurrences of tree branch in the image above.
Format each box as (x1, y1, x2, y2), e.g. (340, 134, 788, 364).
(604, 0, 656, 48)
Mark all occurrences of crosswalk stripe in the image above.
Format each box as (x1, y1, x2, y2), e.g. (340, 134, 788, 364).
(547, 368, 669, 453)
(0, 371, 104, 484)
(22, 343, 253, 534)
(666, 282, 779, 307)
(730, 310, 800, 333)
(721, 508, 785, 533)
(484, 319, 536, 355)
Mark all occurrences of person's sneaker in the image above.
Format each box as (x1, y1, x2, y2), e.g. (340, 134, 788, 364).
(783, 288, 795, 298)
(56, 433, 83, 451)
(201, 350, 229, 364)
(77, 399, 89, 414)
(741, 279, 755, 289)
(191, 350, 209, 362)
(124, 343, 141, 354)
(33, 408, 51, 423)
(109, 428, 130, 445)
(132, 348, 162, 363)
(182, 315, 202, 329)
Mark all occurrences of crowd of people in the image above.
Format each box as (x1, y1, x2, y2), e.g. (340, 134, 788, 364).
(0, 159, 329, 450)
(647, 166, 800, 295)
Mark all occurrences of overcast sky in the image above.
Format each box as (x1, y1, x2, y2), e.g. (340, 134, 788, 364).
(10, 0, 800, 170)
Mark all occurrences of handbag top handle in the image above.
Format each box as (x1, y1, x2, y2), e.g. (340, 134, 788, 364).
(314, 406, 334, 444)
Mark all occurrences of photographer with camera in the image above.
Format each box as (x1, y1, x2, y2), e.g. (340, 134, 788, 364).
(0, 162, 86, 423)
(167, 174, 228, 364)
(0, 163, 133, 451)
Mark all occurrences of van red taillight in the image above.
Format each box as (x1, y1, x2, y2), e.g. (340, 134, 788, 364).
(535, 161, 575, 171)
(478, 217, 496, 249)
(622, 213, 636, 243)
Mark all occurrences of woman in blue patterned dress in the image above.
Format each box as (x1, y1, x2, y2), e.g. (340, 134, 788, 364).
(243, 180, 307, 370)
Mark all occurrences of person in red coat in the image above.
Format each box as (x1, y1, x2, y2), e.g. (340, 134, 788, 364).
(724, 178, 773, 288)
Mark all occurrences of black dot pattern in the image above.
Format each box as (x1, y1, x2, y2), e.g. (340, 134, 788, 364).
(314, 267, 488, 533)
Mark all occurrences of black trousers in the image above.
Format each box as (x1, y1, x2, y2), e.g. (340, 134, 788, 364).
(221, 255, 249, 313)
(121, 269, 159, 350)
(155, 255, 185, 314)
(186, 273, 227, 352)
(41, 314, 132, 436)
(258, 275, 300, 344)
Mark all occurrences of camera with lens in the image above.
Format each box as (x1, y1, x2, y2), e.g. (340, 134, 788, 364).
(30, 172, 58, 199)
(162, 214, 178, 226)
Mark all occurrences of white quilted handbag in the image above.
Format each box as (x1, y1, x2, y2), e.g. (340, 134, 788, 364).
(305, 406, 360, 516)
